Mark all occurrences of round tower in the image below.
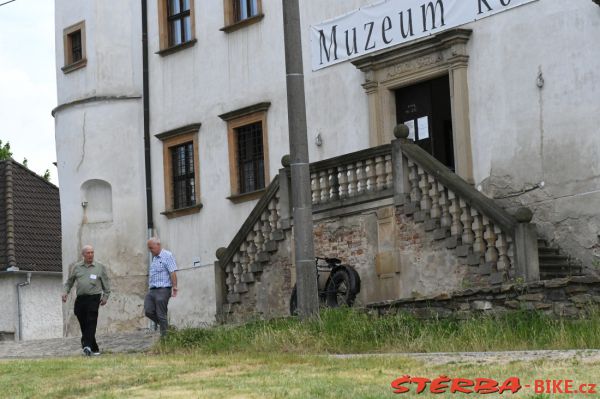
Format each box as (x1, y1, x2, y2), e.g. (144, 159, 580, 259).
(54, 0, 148, 335)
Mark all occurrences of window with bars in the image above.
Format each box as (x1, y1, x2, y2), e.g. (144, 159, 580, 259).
(62, 21, 86, 73)
(167, 0, 192, 47)
(233, 0, 259, 23)
(68, 31, 82, 63)
(171, 142, 196, 209)
(236, 122, 265, 194)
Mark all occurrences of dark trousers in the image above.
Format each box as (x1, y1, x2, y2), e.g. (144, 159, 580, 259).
(74, 294, 101, 352)
(144, 288, 171, 336)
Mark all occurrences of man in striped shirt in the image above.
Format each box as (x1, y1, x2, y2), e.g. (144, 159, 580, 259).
(144, 237, 178, 336)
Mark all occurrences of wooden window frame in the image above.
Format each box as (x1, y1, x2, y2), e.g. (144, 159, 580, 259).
(156, 124, 203, 218)
(62, 21, 87, 74)
(221, 0, 264, 33)
(218, 102, 270, 203)
(157, 0, 197, 56)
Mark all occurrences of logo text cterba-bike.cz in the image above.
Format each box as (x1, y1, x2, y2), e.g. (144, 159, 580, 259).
(390, 375, 598, 395)
(391, 375, 523, 395)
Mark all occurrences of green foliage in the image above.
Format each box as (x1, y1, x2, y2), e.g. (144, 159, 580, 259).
(0, 140, 11, 160)
(157, 307, 600, 355)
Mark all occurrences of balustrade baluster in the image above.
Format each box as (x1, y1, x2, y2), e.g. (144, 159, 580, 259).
(483, 217, 499, 263)
(365, 159, 375, 192)
(384, 155, 393, 189)
(495, 227, 510, 271)
(439, 184, 451, 228)
(319, 170, 329, 203)
(429, 175, 441, 220)
(460, 199, 474, 245)
(418, 167, 432, 214)
(246, 232, 256, 266)
(268, 199, 278, 236)
(311, 172, 319, 204)
(408, 160, 421, 205)
(356, 161, 366, 195)
(448, 190, 463, 238)
(259, 215, 269, 252)
(471, 208, 485, 254)
(338, 166, 348, 199)
(347, 164, 357, 197)
(328, 168, 339, 200)
(375, 156, 385, 191)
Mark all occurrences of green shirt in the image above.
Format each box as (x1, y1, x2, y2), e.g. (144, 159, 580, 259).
(64, 260, 111, 300)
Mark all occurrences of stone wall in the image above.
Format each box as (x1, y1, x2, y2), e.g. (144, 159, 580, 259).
(313, 203, 480, 306)
(370, 276, 600, 319)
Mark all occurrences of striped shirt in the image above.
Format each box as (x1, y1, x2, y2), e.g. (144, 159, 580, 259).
(149, 249, 178, 288)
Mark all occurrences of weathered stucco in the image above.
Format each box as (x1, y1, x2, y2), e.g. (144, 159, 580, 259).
(0, 274, 62, 341)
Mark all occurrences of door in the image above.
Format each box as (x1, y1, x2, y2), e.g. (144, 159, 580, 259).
(395, 75, 454, 170)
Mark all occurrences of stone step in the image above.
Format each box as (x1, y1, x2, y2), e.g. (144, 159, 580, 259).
(538, 254, 570, 263)
(538, 246, 560, 255)
(540, 271, 581, 279)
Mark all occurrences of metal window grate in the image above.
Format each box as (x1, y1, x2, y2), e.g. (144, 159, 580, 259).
(69, 30, 82, 63)
(167, 0, 192, 47)
(171, 142, 195, 209)
(233, 0, 258, 23)
(236, 122, 264, 194)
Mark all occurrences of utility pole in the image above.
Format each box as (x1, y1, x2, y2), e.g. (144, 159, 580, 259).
(281, 0, 319, 318)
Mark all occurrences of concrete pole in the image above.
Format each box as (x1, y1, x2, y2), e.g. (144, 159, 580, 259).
(281, 0, 319, 318)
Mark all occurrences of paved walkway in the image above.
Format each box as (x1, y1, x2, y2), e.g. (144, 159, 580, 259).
(331, 349, 600, 365)
(2, 333, 599, 365)
(0, 331, 159, 359)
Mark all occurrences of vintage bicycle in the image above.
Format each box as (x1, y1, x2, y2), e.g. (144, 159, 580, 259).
(289, 256, 361, 315)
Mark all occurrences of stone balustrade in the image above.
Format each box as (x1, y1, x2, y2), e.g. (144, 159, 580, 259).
(309, 145, 393, 207)
(393, 124, 539, 284)
(216, 178, 284, 305)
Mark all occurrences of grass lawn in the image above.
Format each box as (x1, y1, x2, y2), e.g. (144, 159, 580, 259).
(1, 352, 599, 398)
(2, 309, 599, 398)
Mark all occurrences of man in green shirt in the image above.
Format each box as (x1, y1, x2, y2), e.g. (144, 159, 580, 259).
(62, 245, 111, 356)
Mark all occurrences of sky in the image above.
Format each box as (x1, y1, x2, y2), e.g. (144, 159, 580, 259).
(0, 0, 58, 184)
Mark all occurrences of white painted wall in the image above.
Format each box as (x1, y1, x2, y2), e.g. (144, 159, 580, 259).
(19, 275, 63, 340)
(0, 276, 17, 338)
(55, 0, 148, 334)
(463, 0, 600, 265)
(0, 274, 62, 340)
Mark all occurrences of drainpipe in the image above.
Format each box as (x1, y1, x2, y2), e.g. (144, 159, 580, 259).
(16, 272, 31, 341)
(141, 0, 156, 330)
(141, 0, 153, 234)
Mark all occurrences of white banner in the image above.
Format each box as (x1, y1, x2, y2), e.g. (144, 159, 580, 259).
(310, 0, 538, 70)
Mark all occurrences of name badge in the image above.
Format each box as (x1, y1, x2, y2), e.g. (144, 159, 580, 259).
(90, 274, 98, 280)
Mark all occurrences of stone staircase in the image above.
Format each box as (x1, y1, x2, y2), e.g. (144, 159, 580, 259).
(215, 125, 588, 320)
(538, 239, 583, 279)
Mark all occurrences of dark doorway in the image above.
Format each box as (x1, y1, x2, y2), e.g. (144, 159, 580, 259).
(395, 75, 454, 170)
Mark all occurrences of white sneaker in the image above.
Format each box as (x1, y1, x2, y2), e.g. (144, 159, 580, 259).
(92, 351, 101, 356)
(83, 346, 92, 356)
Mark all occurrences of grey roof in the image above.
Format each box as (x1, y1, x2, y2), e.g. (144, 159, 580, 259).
(0, 159, 61, 273)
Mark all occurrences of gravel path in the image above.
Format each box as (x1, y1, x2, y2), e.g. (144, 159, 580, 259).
(331, 349, 600, 365)
(1, 333, 599, 365)
(0, 331, 159, 359)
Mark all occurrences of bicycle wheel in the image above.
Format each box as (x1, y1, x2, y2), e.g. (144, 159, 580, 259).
(289, 285, 298, 316)
(325, 268, 357, 307)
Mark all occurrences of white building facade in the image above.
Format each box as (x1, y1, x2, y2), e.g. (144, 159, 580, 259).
(54, 0, 600, 332)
